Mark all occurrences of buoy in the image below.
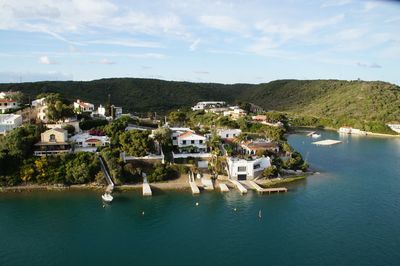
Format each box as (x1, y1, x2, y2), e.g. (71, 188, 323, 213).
(233, 208, 237, 211)
(195, 202, 199, 206)
(258, 209, 262, 219)
(142, 211, 145, 215)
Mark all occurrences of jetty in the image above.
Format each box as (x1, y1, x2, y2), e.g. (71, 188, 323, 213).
(188, 172, 200, 195)
(312, 139, 342, 146)
(99, 156, 114, 193)
(219, 183, 230, 192)
(229, 180, 248, 194)
(201, 178, 214, 190)
(142, 174, 152, 196)
(246, 180, 287, 194)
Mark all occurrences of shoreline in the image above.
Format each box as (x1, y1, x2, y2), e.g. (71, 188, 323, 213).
(292, 126, 400, 138)
(0, 174, 309, 193)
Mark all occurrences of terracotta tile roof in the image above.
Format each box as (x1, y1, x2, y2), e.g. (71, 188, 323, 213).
(177, 131, 204, 139)
(0, 99, 16, 103)
(241, 141, 279, 150)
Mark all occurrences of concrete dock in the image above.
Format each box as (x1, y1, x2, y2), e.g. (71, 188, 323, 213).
(201, 178, 214, 190)
(219, 183, 230, 192)
(247, 180, 287, 194)
(142, 175, 152, 196)
(229, 180, 248, 194)
(188, 172, 200, 195)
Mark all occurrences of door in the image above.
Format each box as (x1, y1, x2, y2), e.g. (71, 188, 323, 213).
(237, 174, 247, 181)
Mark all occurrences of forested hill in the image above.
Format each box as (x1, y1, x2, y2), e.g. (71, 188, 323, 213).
(0, 78, 253, 113)
(1, 78, 399, 124)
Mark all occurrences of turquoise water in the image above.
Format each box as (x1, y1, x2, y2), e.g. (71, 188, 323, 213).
(1, 131, 400, 266)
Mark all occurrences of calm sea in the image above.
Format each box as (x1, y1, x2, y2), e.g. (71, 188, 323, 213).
(1, 131, 400, 266)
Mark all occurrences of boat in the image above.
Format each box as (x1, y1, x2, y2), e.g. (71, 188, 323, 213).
(311, 133, 321, 139)
(102, 193, 113, 202)
(258, 209, 262, 219)
(306, 131, 316, 137)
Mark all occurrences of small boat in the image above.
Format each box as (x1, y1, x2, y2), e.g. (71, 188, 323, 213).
(102, 193, 113, 202)
(307, 131, 316, 136)
(311, 133, 321, 139)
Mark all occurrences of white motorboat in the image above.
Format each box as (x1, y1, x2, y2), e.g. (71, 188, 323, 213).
(102, 193, 113, 202)
(311, 133, 321, 139)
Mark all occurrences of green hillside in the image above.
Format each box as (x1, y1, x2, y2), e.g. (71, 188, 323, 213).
(1, 78, 399, 131)
(241, 79, 400, 123)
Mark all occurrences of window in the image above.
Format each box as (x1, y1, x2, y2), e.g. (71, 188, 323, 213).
(191, 140, 195, 144)
(182, 140, 186, 145)
(199, 140, 203, 144)
(238, 166, 246, 172)
(233, 134, 236, 137)
(254, 164, 260, 169)
(226, 134, 229, 138)
(49, 134, 56, 142)
(172, 136, 177, 140)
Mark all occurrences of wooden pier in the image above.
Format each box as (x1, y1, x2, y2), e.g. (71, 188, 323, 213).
(99, 156, 114, 193)
(247, 180, 287, 194)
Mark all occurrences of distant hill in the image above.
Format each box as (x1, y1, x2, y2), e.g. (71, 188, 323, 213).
(1, 78, 399, 129)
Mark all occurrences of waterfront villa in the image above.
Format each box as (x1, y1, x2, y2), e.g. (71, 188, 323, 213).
(0, 114, 23, 135)
(240, 139, 280, 155)
(0, 99, 19, 114)
(217, 128, 242, 140)
(226, 156, 271, 180)
(192, 101, 226, 111)
(73, 99, 95, 114)
(69, 132, 110, 152)
(34, 128, 72, 156)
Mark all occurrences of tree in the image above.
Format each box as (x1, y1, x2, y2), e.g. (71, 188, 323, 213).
(168, 111, 187, 126)
(119, 130, 154, 157)
(263, 165, 279, 178)
(152, 127, 172, 146)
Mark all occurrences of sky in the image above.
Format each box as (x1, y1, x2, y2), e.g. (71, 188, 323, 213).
(0, 0, 399, 84)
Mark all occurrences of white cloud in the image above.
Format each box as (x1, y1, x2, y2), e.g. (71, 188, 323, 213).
(87, 39, 163, 48)
(321, 0, 353, 8)
(98, 58, 115, 65)
(199, 15, 244, 33)
(357, 62, 382, 68)
(38, 55, 55, 64)
(189, 39, 200, 51)
(193, 70, 209, 74)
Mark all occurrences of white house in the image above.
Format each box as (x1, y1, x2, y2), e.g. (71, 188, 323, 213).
(0, 99, 19, 114)
(226, 156, 271, 180)
(170, 127, 194, 146)
(176, 131, 207, 152)
(0, 114, 23, 134)
(217, 128, 242, 140)
(387, 124, 400, 134)
(192, 101, 226, 111)
(69, 132, 110, 152)
(240, 139, 280, 155)
(31, 97, 46, 107)
(73, 99, 94, 113)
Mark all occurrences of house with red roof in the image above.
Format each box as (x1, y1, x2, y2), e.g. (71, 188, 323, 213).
(240, 139, 280, 155)
(176, 131, 207, 153)
(0, 99, 19, 114)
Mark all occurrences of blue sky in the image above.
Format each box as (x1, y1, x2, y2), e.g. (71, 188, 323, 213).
(0, 0, 399, 84)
